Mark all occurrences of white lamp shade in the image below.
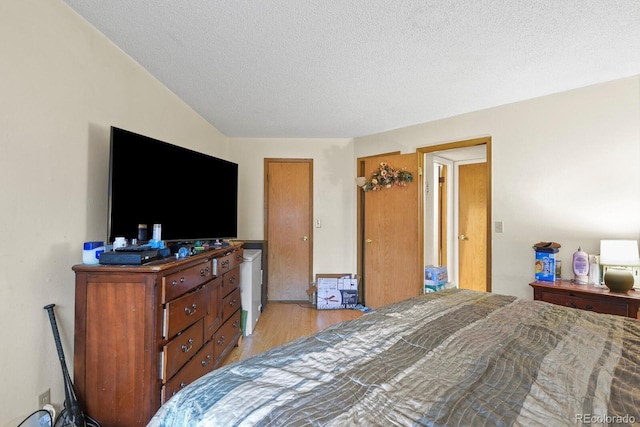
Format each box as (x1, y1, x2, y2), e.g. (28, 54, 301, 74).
(599, 240, 640, 266)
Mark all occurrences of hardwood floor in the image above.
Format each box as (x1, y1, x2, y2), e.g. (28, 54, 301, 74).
(221, 302, 364, 367)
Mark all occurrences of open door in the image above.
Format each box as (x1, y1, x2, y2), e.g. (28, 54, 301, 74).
(361, 153, 421, 309)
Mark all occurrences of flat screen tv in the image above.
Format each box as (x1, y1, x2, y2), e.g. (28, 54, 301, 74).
(108, 126, 238, 243)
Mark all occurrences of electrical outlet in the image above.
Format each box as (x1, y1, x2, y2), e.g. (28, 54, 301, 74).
(38, 388, 50, 408)
(495, 221, 504, 233)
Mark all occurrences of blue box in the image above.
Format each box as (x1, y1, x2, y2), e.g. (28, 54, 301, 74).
(425, 265, 448, 286)
(424, 283, 448, 293)
(535, 251, 556, 281)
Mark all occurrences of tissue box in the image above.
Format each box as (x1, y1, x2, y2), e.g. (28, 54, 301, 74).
(534, 251, 556, 282)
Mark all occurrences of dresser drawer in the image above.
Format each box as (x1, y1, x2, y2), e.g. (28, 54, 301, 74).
(214, 310, 242, 361)
(541, 291, 628, 317)
(206, 276, 223, 340)
(162, 259, 213, 303)
(164, 285, 209, 339)
(221, 266, 240, 296)
(162, 318, 204, 381)
(218, 249, 244, 275)
(162, 339, 215, 403)
(222, 287, 241, 322)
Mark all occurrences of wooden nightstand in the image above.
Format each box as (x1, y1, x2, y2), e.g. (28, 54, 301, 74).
(530, 280, 640, 319)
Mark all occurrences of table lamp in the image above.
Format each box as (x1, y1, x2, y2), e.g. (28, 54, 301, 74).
(599, 240, 640, 292)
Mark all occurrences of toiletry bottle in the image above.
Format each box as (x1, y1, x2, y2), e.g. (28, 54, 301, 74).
(137, 223, 147, 241)
(572, 247, 589, 284)
(153, 223, 162, 241)
(588, 255, 601, 286)
(83, 241, 105, 264)
(113, 236, 127, 249)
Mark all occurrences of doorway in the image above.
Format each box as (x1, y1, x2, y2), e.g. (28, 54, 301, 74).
(419, 137, 491, 292)
(264, 159, 313, 301)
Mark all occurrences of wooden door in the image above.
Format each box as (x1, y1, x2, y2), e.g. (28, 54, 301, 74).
(458, 162, 487, 291)
(265, 159, 313, 301)
(363, 153, 420, 309)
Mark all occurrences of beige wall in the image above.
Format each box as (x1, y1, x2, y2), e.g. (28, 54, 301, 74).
(228, 138, 357, 277)
(0, 1, 228, 424)
(355, 76, 640, 299)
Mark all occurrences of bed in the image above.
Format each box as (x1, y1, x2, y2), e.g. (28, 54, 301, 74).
(148, 289, 640, 426)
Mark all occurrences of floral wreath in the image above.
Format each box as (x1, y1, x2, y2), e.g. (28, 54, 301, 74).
(360, 162, 413, 192)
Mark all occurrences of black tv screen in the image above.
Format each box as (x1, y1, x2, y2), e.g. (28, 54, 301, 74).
(108, 127, 238, 243)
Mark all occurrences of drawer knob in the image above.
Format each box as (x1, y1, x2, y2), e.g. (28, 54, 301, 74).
(200, 266, 210, 276)
(171, 277, 186, 287)
(184, 303, 197, 316)
(217, 335, 225, 346)
(181, 338, 194, 353)
(586, 304, 593, 310)
(232, 320, 239, 328)
(229, 276, 237, 284)
(570, 302, 577, 308)
(201, 354, 212, 367)
(229, 299, 236, 307)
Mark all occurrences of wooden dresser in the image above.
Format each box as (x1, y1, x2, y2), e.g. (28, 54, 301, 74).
(73, 246, 243, 426)
(530, 280, 640, 319)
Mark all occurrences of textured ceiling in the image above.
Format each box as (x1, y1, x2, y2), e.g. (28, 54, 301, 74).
(62, 0, 640, 138)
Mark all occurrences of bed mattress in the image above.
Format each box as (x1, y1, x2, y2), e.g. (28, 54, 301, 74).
(148, 289, 640, 426)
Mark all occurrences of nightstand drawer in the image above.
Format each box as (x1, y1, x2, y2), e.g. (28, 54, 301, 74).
(540, 291, 628, 316)
(531, 280, 640, 319)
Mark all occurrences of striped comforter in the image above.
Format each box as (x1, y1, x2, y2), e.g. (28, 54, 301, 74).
(148, 289, 640, 426)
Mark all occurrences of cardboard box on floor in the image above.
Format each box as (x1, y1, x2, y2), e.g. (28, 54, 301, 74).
(313, 274, 358, 310)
